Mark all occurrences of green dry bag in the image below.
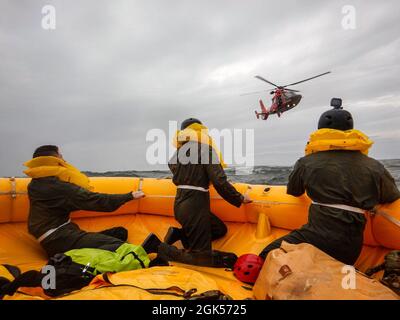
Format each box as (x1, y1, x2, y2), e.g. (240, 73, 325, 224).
(64, 243, 150, 275)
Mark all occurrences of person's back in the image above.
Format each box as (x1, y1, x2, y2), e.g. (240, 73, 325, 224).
(169, 140, 244, 207)
(28, 176, 75, 239)
(169, 141, 213, 190)
(27, 176, 138, 240)
(259, 101, 400, 265)
(290, 150, 397, 210)
(24, 145, 146, 257)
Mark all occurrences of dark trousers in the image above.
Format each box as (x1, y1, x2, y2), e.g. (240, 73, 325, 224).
(159, 189, 234, 267)
(259, 207, 366, 265)
(158, 243, 237, 268)
(174, 189, 227, 251)
(41, 223, 124, 257)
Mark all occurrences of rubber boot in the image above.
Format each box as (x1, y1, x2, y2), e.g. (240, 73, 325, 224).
(212, 250, 238, 269)
(149, 257, 170, 267)
(157, 243, 233, 268)
(141, 233, 162, 254)
(164, 227, 182, 246)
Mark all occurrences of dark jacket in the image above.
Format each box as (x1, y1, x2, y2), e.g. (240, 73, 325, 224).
(259, 150, 400, 264)
(27, 177, 133, 239)
(288, 150, 400, 234)
(288, 150, 400, 210)
(168, 141, 243, 207)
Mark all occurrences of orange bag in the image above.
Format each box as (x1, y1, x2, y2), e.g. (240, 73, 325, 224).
(253, 242, 399, 300)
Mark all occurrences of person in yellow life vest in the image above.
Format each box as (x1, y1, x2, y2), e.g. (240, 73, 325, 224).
(259, 103, 400, 265)
(24, 145, 161, 258)
(158, 118, 251, 268)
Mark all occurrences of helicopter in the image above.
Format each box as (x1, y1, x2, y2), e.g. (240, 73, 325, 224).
(242, 71, 331, 120)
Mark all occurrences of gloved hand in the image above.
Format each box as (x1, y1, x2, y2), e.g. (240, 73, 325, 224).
(132, 191, 145, 199)
(242, 194, 252, 204)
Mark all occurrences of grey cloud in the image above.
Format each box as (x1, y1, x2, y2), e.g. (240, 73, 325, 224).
(1, 0, 399, 176)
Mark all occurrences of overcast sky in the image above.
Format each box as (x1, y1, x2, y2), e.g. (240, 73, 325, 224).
(1, 0, 399, 176)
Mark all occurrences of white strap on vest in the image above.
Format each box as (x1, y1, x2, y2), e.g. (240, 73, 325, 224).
(177, 185, 209, 192)
(37, 219, 71, 242)
(311, 201, 365, 214)
(375, 210, 400, 228)
(312, 201, 400, 228)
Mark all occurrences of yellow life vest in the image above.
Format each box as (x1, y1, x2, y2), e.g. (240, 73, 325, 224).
(173, 122, 227, 168)
(23, 156, 93, 190)
(305, 128, 373, 156)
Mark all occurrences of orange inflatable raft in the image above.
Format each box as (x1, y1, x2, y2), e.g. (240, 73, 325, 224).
(0, 177, 399, 300)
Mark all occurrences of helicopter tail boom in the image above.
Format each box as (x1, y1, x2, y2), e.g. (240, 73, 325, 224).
(255, 99, 269, 120)
(259, 99, 268, 114)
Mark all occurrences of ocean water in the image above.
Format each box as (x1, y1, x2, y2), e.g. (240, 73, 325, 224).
(85, 159, 400, 187)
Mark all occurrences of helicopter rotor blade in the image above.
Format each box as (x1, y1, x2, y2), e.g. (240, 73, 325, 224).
(254, 76, 280, 88)
(240, 89, 275, 96)
(284, 88, 301, 93)
(282, 71, 331, 88)
(240, 90, 265, 96)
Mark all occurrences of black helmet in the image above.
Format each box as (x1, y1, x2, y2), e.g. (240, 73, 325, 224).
(318, 98, 354, 130)
(180, 118, 202, 130)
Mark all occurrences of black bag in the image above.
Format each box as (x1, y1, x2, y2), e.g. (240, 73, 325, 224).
(44, 253, 95, 297)
(0, 264, 22, 299)
(0, 254, 95, 299)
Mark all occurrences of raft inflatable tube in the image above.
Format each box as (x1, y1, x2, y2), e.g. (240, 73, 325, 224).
(0, 177, 399, 300)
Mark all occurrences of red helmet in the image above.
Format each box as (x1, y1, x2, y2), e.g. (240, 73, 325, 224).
(233, 254, 264, 284)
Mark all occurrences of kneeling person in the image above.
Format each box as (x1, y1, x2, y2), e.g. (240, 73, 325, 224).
(259, 104, 400, 265)
(160, 118, 251, 268)
(24, 145, 146, 257)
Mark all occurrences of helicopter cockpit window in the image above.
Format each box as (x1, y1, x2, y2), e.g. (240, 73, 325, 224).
(284, 91, 294, 98)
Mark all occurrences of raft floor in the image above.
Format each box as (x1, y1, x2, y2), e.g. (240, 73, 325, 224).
(0, 212, 390, 300)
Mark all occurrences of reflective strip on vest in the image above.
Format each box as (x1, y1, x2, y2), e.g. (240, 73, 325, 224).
(177, 185, 209, 192)
(311, 201, 366, 214)
(312, 201, 400, 228)
(37, 219, 71, 242)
